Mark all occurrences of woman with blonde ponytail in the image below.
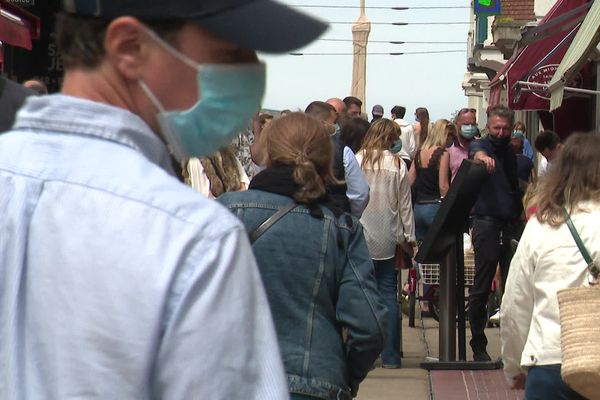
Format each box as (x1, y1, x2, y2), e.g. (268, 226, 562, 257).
(219, 112, 385, 400)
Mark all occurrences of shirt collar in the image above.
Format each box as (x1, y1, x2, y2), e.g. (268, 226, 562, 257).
(14, 94, 175, 174)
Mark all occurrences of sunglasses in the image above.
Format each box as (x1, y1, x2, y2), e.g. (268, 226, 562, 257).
(458, 108, 477, 115)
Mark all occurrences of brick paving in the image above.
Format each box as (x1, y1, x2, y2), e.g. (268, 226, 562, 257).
(431, 370, 524, 400)
(359, 291, 525, 399)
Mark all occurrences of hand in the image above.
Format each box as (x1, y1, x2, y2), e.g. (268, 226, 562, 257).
(341, 327, 348, 344)
(474, 151, 496, 173)
(511, 373, 526, 390)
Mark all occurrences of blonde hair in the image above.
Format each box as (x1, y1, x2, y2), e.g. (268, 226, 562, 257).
(514, 121, 526, 132)
(422, 119, 455, 150)
(536, 133, 600, 226)
(258, 112, 336, 204)
(358, 118, 401, 169)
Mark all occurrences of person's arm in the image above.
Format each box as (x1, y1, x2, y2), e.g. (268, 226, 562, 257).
(413, 122, 421, 146)
(154, 228, 288, 399)
(336, 222, 386, 397)
(408, 156, 417, 187)
(235, 158, 250, 191)
(397, 162, 416, 244)
(470, 140, 496, 173)
(343, 146, 370, 218)
(249, 114, 264, 165)
(438, 150, 450, 197)
(500, 224, 535, 389)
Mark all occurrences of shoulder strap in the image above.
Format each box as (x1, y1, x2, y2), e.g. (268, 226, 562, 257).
(564, 208, 599, 281)
(250, 203, 297, 244)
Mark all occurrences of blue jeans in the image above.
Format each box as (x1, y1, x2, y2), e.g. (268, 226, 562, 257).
(525, 365, 586, 400)
(413, 203, 440, 242)
(373, 258, 401, 366)
(414, 203, 440, 298)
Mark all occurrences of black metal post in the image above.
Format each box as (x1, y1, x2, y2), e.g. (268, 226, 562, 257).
(438, 245, 456, 361)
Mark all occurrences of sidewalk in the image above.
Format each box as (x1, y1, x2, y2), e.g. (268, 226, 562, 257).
(357, 308, 524, 400)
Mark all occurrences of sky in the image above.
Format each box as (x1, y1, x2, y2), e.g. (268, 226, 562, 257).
(258, 1, 472, 121)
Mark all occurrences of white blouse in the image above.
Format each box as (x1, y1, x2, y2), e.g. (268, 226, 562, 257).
(355, 149, 416, 260)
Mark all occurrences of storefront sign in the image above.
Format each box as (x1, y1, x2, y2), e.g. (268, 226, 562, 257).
(526, 64, 583, 100)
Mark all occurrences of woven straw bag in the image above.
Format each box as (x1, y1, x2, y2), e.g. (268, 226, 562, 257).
(556, 209, 600, 400)
(557, 286, 600, 400)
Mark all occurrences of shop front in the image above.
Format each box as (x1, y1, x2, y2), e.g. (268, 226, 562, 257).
(488, 0, 596, 140)
(3, 0, 62, 92)
(0, 0, 40, 66)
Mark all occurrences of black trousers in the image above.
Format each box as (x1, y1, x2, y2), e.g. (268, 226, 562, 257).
(468, 217, 524, 353)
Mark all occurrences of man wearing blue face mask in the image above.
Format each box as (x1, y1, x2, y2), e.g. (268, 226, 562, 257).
(449, 107, 479, 181)
(0, 1, 327, 399)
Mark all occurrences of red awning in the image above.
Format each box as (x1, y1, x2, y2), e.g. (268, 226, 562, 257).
(0, 1, 40, 51)
(488, 0, 590, 110)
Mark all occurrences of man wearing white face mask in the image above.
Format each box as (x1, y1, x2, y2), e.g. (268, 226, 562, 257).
(449, 107, 479, 181)
(0, 1, 327, 399)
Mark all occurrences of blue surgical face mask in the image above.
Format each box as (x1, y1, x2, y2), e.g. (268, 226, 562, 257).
(460, 124, 478, 139)
(512, 130, 525, 139)
(391, 139, 403, 154)
(139, 29, 266, 162)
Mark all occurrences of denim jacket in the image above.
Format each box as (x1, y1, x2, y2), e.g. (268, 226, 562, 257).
(219, 190, 386, 400)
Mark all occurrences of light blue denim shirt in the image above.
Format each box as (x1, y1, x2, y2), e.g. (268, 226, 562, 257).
(343, 146, 370, 218)
(0, 95, 287, 399)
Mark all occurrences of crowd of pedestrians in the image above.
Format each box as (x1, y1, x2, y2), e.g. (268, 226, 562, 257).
(0, 1, 597, 399)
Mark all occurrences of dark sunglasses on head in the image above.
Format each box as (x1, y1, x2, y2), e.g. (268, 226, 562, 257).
(458, 108, 477, 115)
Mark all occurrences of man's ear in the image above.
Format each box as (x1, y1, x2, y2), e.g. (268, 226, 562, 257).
(103, 17, 149, 80)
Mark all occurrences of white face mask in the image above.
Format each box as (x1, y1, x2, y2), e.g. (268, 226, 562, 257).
(139, 28, 266, 161)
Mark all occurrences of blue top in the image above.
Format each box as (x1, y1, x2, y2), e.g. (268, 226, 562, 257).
(343, 146, 370, 217)
(523, 138, 534, 161)
(469, 137, 523, 221)
(0, 95, 288, 399)
(219, 190, 386, 400)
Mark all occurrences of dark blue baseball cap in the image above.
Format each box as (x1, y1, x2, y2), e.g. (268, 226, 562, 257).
(62, 0, 328, 53)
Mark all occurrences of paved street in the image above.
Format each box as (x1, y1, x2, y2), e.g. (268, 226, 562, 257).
(357, 303, 524, 400)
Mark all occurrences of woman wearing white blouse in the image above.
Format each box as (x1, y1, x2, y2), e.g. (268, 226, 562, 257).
(355, 118, 416, 369)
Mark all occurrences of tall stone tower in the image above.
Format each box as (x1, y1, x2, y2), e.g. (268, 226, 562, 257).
(351, 0, 371, 106)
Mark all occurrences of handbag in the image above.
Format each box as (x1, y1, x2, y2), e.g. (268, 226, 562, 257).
(395, 242, 414, 270)
(556, 208, 600, 400)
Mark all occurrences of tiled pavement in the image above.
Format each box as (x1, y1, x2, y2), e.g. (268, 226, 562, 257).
(358, 301, 524, 400)
(431, 370, 524, 400)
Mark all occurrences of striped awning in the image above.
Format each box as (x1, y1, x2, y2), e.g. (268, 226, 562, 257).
(548, 0, 600, 110)
(0, 1, 40, 50)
